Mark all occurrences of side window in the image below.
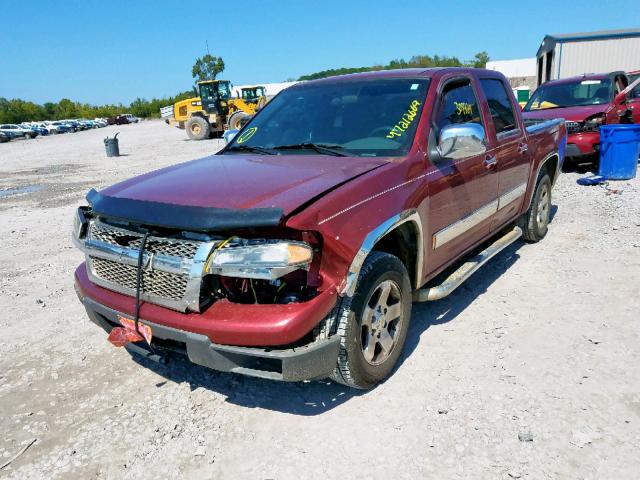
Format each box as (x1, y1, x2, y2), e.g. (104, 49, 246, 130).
(434, 79, 483, 136)
(479, 79, 519, 136)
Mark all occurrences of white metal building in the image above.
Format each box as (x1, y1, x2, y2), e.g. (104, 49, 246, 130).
(486, 58, 537, 78)
(536, 28, 640, 85)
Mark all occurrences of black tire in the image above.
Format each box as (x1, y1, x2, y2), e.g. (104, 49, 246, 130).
(324, 251, 412, 389)
(227, 111, 250, 131)
(185, 116, 210, 141)
(517, 173, 552, 242)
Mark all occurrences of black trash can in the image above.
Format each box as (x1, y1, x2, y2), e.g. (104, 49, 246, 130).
(104, 133, 120, 157)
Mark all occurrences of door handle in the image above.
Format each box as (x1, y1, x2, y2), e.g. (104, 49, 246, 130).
(483, 156, 497, 169)
(518, 143, 529, 154)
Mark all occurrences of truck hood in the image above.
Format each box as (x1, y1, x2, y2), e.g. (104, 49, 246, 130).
(523, 104, 608, 122)
(100, 153, 391, 217)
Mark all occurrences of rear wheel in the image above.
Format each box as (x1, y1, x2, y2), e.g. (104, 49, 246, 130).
(325, 251, 412, 389)
(227, 111, 250, 131)
(185, 116, 210, 141)
(518, 173, 552, 242)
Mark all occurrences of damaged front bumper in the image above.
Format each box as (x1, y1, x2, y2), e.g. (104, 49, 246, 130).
(79, 294, 341, 382)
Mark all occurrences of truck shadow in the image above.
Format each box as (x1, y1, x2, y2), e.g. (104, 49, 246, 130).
(133, 224, 545, 416)
(132, 351, 366, 416)
(397, 240, 522, 370)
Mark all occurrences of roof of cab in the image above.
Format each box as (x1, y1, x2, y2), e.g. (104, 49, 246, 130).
(540, 71, 625, 86)
(296, 67, 500, 86)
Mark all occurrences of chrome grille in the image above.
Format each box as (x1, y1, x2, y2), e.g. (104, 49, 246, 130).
(565, 121, 580, 134)
(89, 221, 200, 258)
(84, 219, 213, 312)
(91, 257, 188, 300)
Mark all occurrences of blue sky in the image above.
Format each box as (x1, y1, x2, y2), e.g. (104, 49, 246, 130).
(0, 0, 636, 104)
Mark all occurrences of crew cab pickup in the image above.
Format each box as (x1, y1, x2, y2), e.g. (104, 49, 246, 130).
(523, 72, 640, 166)
(73, 68, 566, 389)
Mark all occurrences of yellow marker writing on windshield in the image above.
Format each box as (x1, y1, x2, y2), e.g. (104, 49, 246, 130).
(236, 127, 258, 144)
(386, 100, 421, 139)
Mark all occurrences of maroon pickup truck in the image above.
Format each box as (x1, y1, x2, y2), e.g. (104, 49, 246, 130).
(73, 68, 566, 389)
(523, 72, 640, 166)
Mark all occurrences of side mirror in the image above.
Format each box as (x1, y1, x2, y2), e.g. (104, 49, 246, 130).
(223, 129, 239, 144)
(435, 123, 487, 160)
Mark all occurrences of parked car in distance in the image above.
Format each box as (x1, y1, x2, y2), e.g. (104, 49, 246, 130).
(0, 131, 10, 143)
(80, 120, 97, 129)
(51, 121, 74, 133)
(0, 124, 35, 139)
(121, 113, 139, 123)
(38, 122, 60, 134)
(522, 71, 640, 166)
(73, 68, 567, 389)
(110, 114, 134, 125)
(21, 123, 48, 136)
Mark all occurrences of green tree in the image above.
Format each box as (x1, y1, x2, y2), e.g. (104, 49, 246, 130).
(298, 52, 490, 80)
(192, 54, 225, 82)
(472, 51, 490, 68)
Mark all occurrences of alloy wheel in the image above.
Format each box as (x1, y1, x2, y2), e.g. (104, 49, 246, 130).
(360, 280, 404, 365)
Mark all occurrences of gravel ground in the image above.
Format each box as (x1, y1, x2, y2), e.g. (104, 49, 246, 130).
(1, 120, 639, 479)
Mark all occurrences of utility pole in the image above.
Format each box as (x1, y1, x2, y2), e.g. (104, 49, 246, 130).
(206, 40, 210, 55)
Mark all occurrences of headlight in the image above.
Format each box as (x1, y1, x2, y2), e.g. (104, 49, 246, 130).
(205, 241, 313, 280)
(584, 114, 605, 132)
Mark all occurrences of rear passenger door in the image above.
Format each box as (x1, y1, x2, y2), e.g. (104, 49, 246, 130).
(479, 77, 531, 230)
(426, 76, 499, 273)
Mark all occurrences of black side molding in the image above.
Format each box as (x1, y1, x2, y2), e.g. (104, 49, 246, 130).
(86, 189, 284, 232)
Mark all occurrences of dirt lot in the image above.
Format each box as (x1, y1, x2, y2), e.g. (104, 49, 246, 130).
(1, 120, 639, 479)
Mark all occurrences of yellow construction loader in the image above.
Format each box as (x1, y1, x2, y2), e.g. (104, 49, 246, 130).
(161, 80, 267, 140)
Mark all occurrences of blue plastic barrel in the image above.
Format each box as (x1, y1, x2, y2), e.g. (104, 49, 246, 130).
(598, 125, 640, 180)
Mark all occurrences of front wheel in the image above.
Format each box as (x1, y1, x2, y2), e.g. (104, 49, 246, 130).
(518, 173, 552, 242)
(328, 251, 412, 389)
(227, 111, 251, 131)
(185, 116, 211, 141)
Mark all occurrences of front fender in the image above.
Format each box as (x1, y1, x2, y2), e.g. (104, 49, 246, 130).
(287, 158, 426, 296)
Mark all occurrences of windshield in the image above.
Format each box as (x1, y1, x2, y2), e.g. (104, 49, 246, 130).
(524, 79, 612, 111)
(225, 78, 430, 157)
(200, 83, 218, 102)
(217, 82, 230, 100)
(242, 88, 260, 100)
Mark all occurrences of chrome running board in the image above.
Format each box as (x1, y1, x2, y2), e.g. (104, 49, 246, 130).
(413, 226, 522, 302)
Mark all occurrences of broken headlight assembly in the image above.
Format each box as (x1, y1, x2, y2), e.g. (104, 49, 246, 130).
(205, 240, 313, 280)
(583, 114, 605, 132)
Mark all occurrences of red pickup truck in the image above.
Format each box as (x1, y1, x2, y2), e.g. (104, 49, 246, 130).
(73, 68, 566, 389)
(523, 72, 640, 166)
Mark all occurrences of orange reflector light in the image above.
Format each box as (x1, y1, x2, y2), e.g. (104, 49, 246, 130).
(287, 244, 313, 265)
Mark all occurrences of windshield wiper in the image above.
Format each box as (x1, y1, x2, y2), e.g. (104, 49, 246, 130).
(224, 145, 275, 155)
(271, 143, 348, 156)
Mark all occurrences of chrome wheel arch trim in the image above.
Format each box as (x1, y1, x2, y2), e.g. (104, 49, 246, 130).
(525, 150, 560, 212)
(341, 210, 424, 297)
